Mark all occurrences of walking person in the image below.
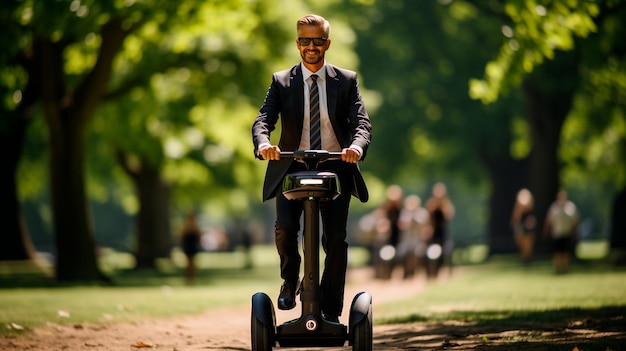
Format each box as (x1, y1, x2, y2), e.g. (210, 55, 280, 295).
(544, 190, 580, 274)
(373, 185, 404, 280)
(510, 188, 537, 265)
(251, 14, 372, 323)
(424, 182, 455, 279)
(397, 194, 431, 279)
(180, 211, 202, 284)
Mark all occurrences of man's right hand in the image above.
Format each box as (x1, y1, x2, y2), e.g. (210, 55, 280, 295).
(259, 145, 281, 160)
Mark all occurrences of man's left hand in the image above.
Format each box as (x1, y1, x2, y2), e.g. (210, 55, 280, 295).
(341, 148, 360, 163)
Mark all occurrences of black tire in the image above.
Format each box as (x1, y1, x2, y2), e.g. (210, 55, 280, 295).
(251, 293, 274, 351)
(352, 305, 372, 351)
(251, 314, 272, 351)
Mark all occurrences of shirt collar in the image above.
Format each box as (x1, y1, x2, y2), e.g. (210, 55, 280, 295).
(301, 62, 326, 82)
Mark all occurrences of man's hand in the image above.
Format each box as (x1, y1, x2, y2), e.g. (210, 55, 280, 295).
(259, 145, 281, 160)
(342, 148, 360, 163)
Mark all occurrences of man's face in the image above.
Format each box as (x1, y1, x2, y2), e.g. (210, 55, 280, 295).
(297, 24, 331, 67)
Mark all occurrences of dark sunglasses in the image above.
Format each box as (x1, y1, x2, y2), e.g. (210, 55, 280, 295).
(298, 37, 327, 46)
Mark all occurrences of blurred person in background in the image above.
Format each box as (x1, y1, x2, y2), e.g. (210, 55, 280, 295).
(372, 185, 403, 279)
(180, 211, 202, 284)
(544, 190, 580, 274)
(510, 188, 537, 265)
(425, 182, 455, 279)
(231, 217, 254, 269)
(397, 194, 431, 279)
(382, 185, 404, 249)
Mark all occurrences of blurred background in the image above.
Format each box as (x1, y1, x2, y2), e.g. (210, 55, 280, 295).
(1, 0, 624, 282)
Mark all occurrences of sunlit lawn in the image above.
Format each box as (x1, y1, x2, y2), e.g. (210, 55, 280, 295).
(0, 245, 369, 334)
(376, 251, 626, 325)
(0, 246, 280, 333)
(370, 247, 626, 351)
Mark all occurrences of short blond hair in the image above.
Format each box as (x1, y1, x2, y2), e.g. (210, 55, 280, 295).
(297, 14, 330, 37)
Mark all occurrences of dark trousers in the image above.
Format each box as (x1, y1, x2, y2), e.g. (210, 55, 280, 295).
(274, 161, 352, 316)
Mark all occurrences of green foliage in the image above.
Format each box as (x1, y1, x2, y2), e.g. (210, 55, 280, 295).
(509, 116, 532, 159)
(16, 114, 49, 199)
(86, 0, 307, 218)
(558, 5, 626, 190)
(337, 1, 523, 185)
(470, 0, 599, 103)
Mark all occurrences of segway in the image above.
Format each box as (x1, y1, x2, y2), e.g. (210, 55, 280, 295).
(251, 150, 373, 350)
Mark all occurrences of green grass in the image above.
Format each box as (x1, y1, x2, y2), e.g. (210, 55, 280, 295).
(0, 246, 276, 333)
(0, 245, 370, 334)
(372, 253, 626, 351)
(375, 254, 626, 325)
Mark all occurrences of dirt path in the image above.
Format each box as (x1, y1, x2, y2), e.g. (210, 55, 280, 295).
(1, 267, 624, 350)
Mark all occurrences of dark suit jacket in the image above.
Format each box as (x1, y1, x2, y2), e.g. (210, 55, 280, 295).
(252, 63, 372, 203)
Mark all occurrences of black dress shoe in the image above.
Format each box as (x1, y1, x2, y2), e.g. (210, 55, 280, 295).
(278, 281, 296, 310)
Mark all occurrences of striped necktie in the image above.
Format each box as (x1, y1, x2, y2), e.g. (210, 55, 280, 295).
(309, 74, 321, 150)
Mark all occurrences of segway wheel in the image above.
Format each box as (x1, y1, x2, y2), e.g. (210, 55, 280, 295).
(252, 316, 272, 351)
(349, 292, 373, 351)
(251, 292, 275, 351)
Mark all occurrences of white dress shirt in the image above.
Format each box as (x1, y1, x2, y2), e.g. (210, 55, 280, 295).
(299, 63, 342, 152)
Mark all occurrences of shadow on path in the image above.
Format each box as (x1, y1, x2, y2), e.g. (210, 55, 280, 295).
(375, 306, 626, 350)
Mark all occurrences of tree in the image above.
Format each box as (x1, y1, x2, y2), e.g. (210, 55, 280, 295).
(92, 0, 301, 267)
(470, 0, 626, 246)
(39, 10, 139, 281)
(3, 1, 186, 280)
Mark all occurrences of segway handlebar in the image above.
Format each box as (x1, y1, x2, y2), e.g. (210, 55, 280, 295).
(280, 150, 343, 160)
(278, 150, 343, 171)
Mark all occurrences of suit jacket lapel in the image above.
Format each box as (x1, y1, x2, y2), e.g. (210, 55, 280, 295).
(291, 65, 305, 134)
(325, 65, 341, 142)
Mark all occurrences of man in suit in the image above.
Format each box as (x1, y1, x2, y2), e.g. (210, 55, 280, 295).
(252, 14, 372, 323)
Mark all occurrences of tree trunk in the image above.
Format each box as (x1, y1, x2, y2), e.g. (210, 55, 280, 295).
(47, 110, 106, 280)
(0, 114, 37, 261)
(1, 42, 45, 262)
(117, 153, 173, 269)
(482, 155, 529, 254)
(610, 187, 626, 249)
(134, 162, 173, 268)
(40, 36, 106, 281)
(522, 52, 579, 252)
